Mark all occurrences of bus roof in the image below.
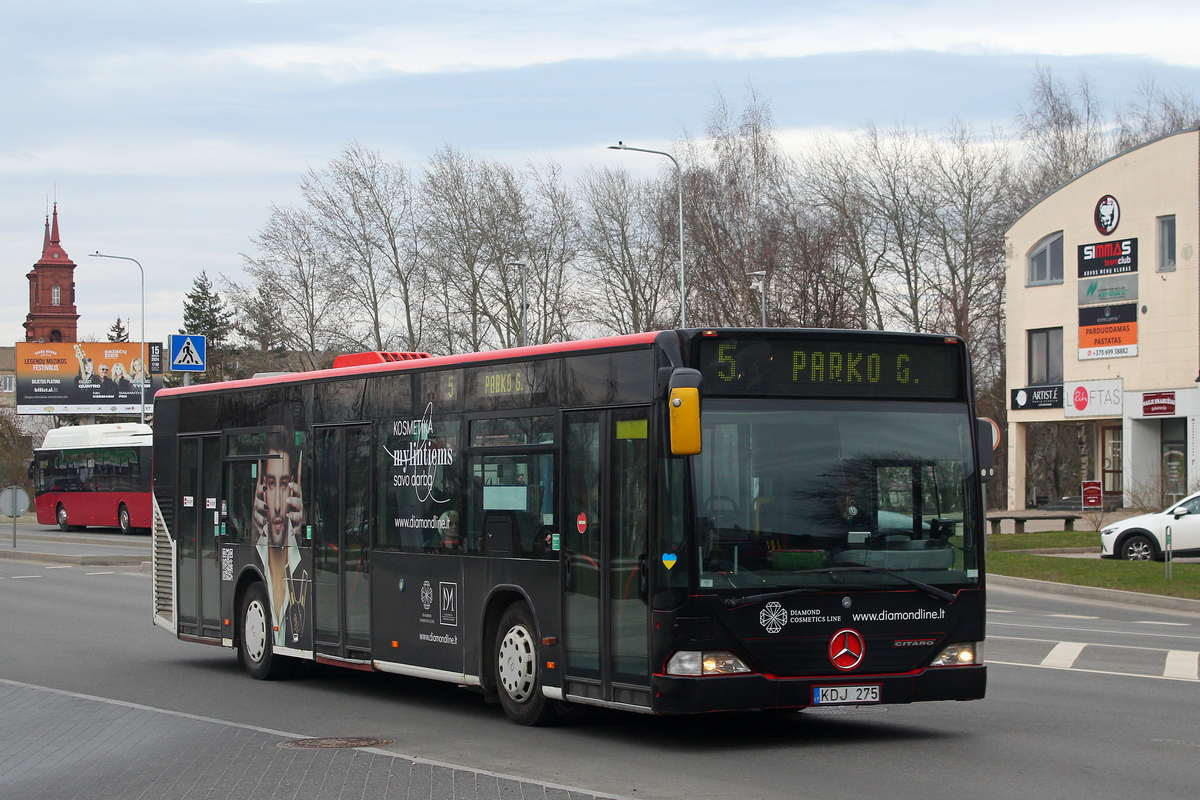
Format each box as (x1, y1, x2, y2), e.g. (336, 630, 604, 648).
(38, 423, 153, 451)
(156, 331, 666, 398)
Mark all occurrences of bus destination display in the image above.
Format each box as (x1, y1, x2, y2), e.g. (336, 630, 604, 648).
(697, 336, 962, 399)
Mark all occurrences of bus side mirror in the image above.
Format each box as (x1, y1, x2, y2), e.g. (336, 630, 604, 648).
(976, 418, 996, 484)
(668, 368, 702, 456)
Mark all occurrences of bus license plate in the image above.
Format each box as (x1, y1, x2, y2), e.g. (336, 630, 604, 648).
(813, 685, 880, 704)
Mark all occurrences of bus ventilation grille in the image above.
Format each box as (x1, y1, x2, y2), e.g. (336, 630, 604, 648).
(332, 351, 432, 369)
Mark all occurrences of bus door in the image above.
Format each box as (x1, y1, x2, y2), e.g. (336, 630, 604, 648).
(177, 434, 222, 638)
(563, 408, 651, 707)
(313, 425, 373, 660)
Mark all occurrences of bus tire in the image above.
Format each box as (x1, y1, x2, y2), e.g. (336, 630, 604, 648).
(239, 583, 289, 680)
(494, 602, 557, 726)
(118, 504, 133, 535)
(56, 504, 72, 532)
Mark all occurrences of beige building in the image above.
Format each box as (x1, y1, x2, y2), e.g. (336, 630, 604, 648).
(0, 347, 15, 410)
(1006, 127, 1200, 510)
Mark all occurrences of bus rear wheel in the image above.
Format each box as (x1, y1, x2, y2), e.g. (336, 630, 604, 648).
(239, 583, 289, 680)
(118, 504, 133, 535)
(57, 504, 71, 532)
(494, 602, 557, 726)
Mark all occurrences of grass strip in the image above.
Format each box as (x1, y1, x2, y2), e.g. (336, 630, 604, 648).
(986, 531, 1100, 552)
(987, 551, 1200, 601)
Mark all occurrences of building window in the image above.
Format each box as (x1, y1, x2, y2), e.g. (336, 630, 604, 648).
(0, 375, 13, 393)
(51, 285, 61, 306)
(1028, 232, 1064, 286)
(1028, 328, 1063, 386)
(1159, 215, 1176, 272)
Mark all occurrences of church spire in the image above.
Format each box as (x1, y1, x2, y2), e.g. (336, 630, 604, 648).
(36, 202, 75, 266)
(50, 202, 61, 245)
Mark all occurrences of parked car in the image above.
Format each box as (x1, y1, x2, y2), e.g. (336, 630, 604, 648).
(1100, 493, 1200, 560)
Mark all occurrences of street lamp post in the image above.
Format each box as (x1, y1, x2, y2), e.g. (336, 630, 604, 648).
(608, 141, 686, 328)
(748, 270, 767, 328)
(89, 252, 146, 424)
(507, 260, 528, 347)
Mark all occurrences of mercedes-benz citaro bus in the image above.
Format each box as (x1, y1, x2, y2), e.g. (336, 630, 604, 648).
(151, 329, 991, 725)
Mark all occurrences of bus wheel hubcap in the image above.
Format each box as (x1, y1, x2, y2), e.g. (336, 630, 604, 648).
(498, 624, 535, 702)
(245, 600, 268, 663)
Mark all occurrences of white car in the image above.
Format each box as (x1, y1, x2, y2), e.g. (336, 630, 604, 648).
(1100, 493, 1200, 561)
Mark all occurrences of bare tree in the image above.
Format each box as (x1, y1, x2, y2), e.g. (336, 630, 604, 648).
(1115, 74, 1200, 151)
(236, 205, 343, 371)
(576, 166, 677, 334)
(802, 133, 888, 329)
(682, 88, 788, 327)
(1014, 64, 1113, 209)
(924, 121, 1013, 381)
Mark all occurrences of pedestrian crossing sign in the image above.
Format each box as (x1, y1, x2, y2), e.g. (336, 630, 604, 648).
(168, 334, 207, 373)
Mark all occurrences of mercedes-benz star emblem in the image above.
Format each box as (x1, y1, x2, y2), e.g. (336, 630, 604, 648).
(829, 628, 866, 671)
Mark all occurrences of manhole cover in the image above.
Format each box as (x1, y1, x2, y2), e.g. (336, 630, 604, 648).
(803, 705, 888, 717)
(279, 737, 394, 750)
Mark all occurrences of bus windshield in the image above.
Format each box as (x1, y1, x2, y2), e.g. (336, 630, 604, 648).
(693, 400, 981, 591)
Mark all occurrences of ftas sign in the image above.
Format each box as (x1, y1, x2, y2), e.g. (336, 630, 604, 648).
(1063, 379, 1123, 418)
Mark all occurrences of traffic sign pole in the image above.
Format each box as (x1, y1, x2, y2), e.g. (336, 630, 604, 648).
(1, 485, 31, 549)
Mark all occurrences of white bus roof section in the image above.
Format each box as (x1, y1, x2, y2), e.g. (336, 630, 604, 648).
(38, 423, 153, 450)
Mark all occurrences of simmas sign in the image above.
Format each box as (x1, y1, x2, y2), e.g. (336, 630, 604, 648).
(1078, 238, 1137, 278)
(16, 342, 163, 415)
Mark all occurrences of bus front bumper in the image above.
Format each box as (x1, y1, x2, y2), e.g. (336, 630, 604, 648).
(649, 665, 986, 714)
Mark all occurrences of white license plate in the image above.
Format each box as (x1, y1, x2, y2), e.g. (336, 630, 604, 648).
(812, 685, 881, 704)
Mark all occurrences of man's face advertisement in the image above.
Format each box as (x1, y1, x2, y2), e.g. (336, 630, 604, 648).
(260, 452, 296, 547)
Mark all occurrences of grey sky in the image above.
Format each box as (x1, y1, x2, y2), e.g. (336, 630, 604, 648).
(4, 0, 1200, 344)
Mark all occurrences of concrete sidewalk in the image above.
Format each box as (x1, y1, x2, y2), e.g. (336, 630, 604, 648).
(0, 679, 623, 800)
(0, 525, 150, 568)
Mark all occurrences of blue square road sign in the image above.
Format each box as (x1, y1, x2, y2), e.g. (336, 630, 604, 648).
(169, 334, 207, 373)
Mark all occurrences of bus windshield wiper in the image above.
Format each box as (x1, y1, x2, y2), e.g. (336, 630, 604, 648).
(723, 566, 955, 608)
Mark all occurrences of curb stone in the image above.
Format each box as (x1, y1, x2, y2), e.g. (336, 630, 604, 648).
(988, 573, 1200, 613)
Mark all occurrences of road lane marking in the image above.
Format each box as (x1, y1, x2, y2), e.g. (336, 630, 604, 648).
(1133, 621, 1190, 626)
(1046, 614, 1099, 619)
(991, 620, 1200, 643)
(988, 609, 1015, 613)
(1041, 641, 1087, 668)
(990, 661, 1200, 682)
(86, 572, 114, 576)
(993, 634, 1200, 654)
(46, 565, 72, 569)
(10, 575, 41, 579)
(1152, 738, 1200, 749)
(1164, 651, 1200, 680)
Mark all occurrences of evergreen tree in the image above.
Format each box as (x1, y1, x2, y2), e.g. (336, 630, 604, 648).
(180, 270, 235, 382)
(107, 316, 130, 342)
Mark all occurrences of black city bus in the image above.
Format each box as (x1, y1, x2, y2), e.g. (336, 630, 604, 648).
(151, 328, 991, 725)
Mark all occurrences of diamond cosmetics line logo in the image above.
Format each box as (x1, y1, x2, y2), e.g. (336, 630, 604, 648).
(759, 601, 788, 634)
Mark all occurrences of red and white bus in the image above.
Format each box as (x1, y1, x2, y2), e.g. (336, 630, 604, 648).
(151, 329, 991, 724)
(31, 423, 153, 534)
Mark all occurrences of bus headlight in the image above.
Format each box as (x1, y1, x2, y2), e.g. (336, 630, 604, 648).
(667, 650, 752, 676)
(930, 642, 982, 666)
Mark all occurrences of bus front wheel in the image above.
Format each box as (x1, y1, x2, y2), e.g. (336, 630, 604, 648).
(239, 583, 289, 680)
(494, 602, 557, 726)
(56, 504, 71, 532)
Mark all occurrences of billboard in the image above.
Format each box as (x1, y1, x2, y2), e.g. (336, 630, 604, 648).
(16, 342, 163, 415)
(1078, 303, 1137, 360)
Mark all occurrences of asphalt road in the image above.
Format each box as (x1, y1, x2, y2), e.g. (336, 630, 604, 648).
(1, 558, 1198, 800)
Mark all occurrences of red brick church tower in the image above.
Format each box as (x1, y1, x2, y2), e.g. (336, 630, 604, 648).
(24, 203, 80, 343)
